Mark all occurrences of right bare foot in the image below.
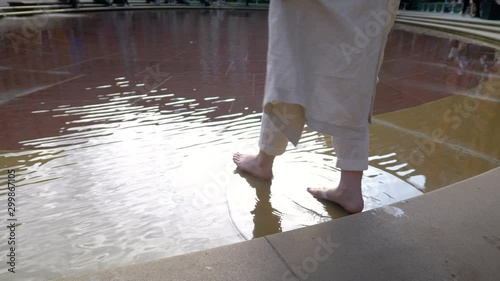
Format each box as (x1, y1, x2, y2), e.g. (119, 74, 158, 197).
(307, 184, 364, 214)
(233, 152, 273, 180)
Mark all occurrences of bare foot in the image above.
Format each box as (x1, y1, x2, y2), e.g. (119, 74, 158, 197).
(307, 185, 364, 213)
(233, 152, 273, 180)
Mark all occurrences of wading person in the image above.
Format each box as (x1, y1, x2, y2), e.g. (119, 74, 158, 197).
(233, 0, 400, 213)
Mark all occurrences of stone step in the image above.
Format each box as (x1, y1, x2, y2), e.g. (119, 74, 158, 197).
(395, 18, 500, 46)
(397, 15, 500, 34)
(399, 11, 500, 28)
(5, 0, 250, 6)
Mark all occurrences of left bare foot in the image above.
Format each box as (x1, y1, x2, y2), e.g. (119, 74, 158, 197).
(233, 152, 273, 180)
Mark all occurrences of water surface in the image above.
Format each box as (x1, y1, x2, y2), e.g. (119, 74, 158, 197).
(0, 10, 498, 281)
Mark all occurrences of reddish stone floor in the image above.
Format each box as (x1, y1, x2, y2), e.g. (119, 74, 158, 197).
(0, 11, 497, 149)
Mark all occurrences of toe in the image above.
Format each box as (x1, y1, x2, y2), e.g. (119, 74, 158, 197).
(307, 188, 329, 200)
(307, 187, 320, 198)
(233, 153, 241, 162)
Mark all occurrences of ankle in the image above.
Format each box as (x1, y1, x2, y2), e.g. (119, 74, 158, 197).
(257, 151, 275, 168)
(338, 170, 363, 192)
(340, 169, 362, 181)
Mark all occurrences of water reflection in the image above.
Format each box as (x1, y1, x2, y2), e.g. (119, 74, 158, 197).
(447, 39, 498, 88)
(371, 25, 500, 191)
(237, 174, 282, 238)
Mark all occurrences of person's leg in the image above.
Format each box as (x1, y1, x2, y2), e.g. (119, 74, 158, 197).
(473, 0, 481, 17)
(307, 131, 368, 213)
(233, 111, 289, 179)
(461, 0, 470, 14)
(199, 0, 210, 6)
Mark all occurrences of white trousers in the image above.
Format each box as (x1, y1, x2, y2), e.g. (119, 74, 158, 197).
(258, 105, 369, 171)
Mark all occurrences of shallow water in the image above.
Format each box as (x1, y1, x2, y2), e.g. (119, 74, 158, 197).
(0, 10, 498, 281)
